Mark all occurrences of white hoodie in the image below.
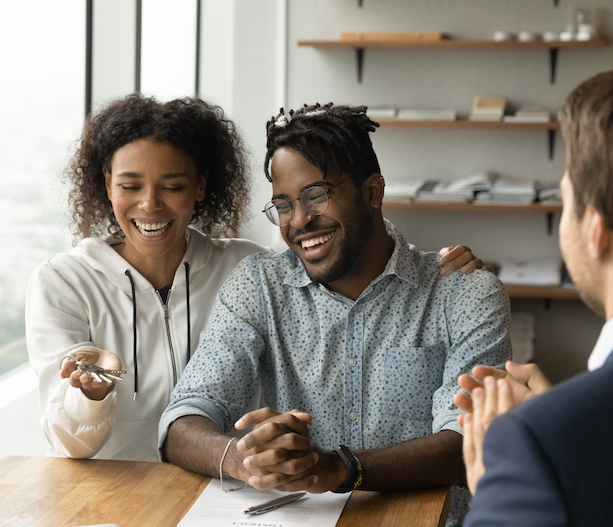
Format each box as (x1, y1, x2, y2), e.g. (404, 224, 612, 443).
(26, 227, 265, 461)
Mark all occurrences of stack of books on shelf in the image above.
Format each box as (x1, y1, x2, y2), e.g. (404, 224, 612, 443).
(498, 257, 563, 287)
(536, 181, 562, 203)
(474, 177, 536, 205)
(469, 96, 506, 121)
(394, 171, 497, 203)
(503, 107, 551, 123)
(396, 108, 457, 121)
(414, 180, 472, 202)
(366, 107, 397, 120)
(383, 179, 427, 202)
(385, 173, 541, 205)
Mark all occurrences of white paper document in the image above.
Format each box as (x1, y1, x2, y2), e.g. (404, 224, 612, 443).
(178, 478, 351, 527)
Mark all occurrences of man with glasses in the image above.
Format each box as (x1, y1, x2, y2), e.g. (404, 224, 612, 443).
(159, 103, 511, 526)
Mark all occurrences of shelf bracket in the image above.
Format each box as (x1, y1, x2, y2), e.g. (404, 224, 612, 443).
(356, 48, 365, 82)
(548, 129, 556, 160)
(547, 212, 554, 235)
(549, 47, 559, 84)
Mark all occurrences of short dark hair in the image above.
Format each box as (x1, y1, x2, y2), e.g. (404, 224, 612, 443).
(559, 71, 613, 230)
(264, 103, 381, 184)
(64, 94, 251, 241)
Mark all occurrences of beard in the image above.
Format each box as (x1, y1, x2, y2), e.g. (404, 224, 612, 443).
(297, 196, 375, 285)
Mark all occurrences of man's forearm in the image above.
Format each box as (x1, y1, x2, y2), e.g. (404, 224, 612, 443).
(164, 415, 244, 479)
(355, 430, 466, 490)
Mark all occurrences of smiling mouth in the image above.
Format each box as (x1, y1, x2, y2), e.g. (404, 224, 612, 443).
(133, 219, 172, 237)
(301, 232, 334, 249)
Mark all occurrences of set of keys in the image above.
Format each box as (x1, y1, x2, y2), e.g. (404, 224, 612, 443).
(75, 361, 127, 384)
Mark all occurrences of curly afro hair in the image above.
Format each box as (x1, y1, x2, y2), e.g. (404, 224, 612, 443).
(64, 93, 251, 241)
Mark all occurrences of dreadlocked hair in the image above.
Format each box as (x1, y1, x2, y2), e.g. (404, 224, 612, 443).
(64, 93, 251, 242)
(264, 103, 381, 184)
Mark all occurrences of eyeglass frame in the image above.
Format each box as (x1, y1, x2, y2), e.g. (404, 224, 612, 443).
(262, 175, 355, 227)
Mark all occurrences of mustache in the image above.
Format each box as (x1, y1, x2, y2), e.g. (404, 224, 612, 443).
(288, 221, 339, 244)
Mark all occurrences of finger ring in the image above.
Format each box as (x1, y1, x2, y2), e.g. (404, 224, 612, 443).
(59, 354, 78, 370)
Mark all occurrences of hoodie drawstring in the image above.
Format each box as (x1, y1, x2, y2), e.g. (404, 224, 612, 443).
(124, 263, 192, 402)
(184, 261, 191, 362)
(125, 270, 138, 401)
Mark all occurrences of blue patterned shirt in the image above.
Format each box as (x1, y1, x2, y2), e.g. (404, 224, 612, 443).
(159, 221, 511, 526)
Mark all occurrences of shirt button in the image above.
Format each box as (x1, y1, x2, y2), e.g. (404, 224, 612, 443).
(349, 412, 357, 420)
(348, 358, 357, 367)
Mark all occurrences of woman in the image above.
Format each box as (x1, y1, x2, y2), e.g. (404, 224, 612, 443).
(26, 94, 480, 461)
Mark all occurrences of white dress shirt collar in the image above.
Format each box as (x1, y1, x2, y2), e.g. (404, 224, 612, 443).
(588, 318, 613, 371)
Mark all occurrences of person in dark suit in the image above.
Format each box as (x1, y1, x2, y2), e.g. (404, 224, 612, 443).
(454, 70, 613, 526)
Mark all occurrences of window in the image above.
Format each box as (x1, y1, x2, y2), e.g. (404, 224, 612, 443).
(0, 1, 85, 376)
(141, 0, 197, 100)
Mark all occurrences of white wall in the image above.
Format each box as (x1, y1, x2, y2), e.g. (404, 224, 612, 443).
(209, 0, 285, 247)
(285, 0, 612, 382)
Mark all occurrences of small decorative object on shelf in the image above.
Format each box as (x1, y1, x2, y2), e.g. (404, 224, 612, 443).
(469, 96, 506, 122)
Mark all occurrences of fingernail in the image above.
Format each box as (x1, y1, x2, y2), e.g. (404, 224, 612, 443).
(473, 388, 483, 399)
(236, 439, 245, 451)
(243, 457, 251, 469)
(313, 453, 319, 464)
(235, 418, 243, 428)
(484, 376, 495, 387)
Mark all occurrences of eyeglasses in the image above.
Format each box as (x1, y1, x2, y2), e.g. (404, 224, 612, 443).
(262, 176, 353, 227)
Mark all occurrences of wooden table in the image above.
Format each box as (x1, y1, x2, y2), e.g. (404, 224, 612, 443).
(0, 456, 450, 527)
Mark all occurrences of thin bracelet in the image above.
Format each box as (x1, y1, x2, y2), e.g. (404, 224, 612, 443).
(219, 437, 246, 492)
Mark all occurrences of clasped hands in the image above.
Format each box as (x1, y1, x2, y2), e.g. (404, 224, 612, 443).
(229, 407, 345, 493)
(454, 360, 552, 494)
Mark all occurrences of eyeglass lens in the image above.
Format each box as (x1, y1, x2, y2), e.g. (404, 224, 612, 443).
(264, 186, 329, 226)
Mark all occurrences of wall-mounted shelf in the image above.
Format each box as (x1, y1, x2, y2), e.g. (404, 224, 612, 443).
(506, 285, 579, 300)
(383, 201, 561, 213)
(298, 37, 608, 83)
(376, 117, 558, 130)
(383, 201, 562, 235)
(377, 117, 559, 158)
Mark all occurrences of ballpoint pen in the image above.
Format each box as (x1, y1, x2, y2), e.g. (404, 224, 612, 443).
(244, 492, 307, 515)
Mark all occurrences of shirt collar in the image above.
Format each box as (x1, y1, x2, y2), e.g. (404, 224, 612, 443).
(588, 318, 613, 371)
(283, 219, 419, 290)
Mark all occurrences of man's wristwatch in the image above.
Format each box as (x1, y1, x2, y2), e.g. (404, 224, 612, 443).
(331, 445, 363, 493)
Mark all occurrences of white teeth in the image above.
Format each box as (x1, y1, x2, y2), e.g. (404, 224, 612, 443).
(133, 219, 171, 237)
(301, 232, 333, 249)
